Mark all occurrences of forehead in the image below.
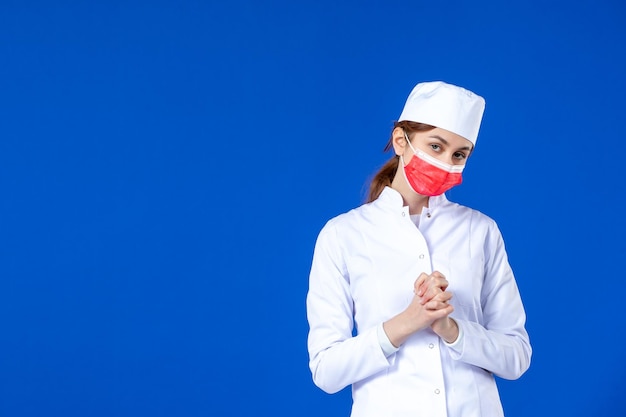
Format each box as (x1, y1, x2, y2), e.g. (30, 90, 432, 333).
(420, 127, 473, 150)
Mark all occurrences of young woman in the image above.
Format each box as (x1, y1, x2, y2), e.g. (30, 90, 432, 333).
(306, 81, 531, 417)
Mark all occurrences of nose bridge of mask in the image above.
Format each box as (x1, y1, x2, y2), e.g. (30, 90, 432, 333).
(404, 131, 464, 174)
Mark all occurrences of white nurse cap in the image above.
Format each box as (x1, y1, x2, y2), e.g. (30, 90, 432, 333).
(398, 81, 486, 145)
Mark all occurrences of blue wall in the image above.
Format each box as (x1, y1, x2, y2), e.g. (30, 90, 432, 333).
(1, 1, 625, 416)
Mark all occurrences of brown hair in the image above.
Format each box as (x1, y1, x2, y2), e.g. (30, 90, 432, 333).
(366, 121, 436, 203)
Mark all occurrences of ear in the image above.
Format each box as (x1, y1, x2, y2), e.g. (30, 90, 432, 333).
(391, 127, 408, 156)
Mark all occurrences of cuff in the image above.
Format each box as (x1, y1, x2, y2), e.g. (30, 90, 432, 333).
(377, 323, 400, 357)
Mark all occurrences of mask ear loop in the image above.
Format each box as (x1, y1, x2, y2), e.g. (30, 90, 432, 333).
(400, 130, 415, 170)
(399, 131, 414, 192)
(403, 131, 417, 154)
(403, 130, 409, 143)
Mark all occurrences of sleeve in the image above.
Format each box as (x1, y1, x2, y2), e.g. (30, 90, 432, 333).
(444, 219, 532, 380)
(306, 221, 395, 394)
(377, 323, 400, 357)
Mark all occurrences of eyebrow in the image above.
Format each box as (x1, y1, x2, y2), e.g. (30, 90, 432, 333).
(427, 135, 472, 151)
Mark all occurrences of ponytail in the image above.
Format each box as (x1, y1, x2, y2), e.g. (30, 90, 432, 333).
(367, 156, 399, 203)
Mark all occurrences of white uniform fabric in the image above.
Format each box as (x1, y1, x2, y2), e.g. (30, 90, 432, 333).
(306, 187, 531, 417)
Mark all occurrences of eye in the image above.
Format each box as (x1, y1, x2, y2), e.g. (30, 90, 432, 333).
(430, 144, 441, 152)
(453, 152, 467, 161)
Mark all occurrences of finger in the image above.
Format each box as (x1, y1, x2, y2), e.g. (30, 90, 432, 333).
(432, 276, 449, 291)
(420, 285, 443, 304)
(414, 273, 430, 296)
(424, 296, 454, 310)
(431, 270, 446, 279)
(431, 271, 449, 290)
(429, 304, 454, 318)
(432, 291, 453, 303)
(427, 275, 449, 289)
(424, 299, 454, 312)
(424, 300, 445, 310)
(418, 274, 444, 298)
(423, 291, 453, 307)
(420, 277, 450, 304)
(435, 278, 449, 292)
(428, 273, 448, 287)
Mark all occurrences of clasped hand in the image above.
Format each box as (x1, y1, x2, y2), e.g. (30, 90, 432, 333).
(413, 271, 458, 343)
(383, 271, 458, 347)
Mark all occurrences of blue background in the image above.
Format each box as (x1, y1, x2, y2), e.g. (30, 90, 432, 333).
(1, 1, 625, 416)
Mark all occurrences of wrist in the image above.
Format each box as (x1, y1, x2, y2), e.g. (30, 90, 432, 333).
(384, 310, 424, 348)
(434, 317, 459, 343)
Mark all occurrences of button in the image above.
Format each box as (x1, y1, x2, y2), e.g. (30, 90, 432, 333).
(419, 254, 424, 259)
(434, 389, 440, 394)
(428, 343, 434, 349)
(401, 212, 405, 217)
(426, 212, 431, 218)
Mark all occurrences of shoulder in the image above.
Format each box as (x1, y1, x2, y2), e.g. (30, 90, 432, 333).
(314, 195, 387, 246)
(310, 206, 363, 265)
(318, 202, 369, 235)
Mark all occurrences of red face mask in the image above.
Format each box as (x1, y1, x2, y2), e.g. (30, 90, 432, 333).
(401, 136, 464, 196)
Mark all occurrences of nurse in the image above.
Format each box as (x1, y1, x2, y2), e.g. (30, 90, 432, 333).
(306, 81, 531, 417)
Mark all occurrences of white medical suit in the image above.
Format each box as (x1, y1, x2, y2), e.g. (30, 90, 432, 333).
(307, 186, 531, 417)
